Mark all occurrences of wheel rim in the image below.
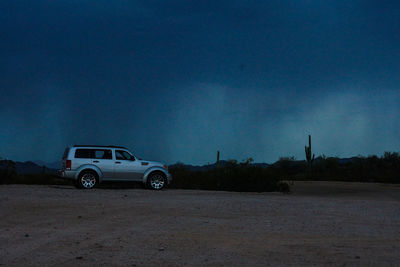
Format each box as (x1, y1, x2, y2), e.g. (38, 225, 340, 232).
(81, 173, 96, 189)
(150, 174, 165, 189)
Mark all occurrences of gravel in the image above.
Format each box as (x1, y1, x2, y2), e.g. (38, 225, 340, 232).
(0, 182, 399, 266)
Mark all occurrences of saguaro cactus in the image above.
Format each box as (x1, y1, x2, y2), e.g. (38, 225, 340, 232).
(305, 135, 315, 164)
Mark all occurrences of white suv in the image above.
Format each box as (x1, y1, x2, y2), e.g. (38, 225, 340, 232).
(59, 145, 171, 190)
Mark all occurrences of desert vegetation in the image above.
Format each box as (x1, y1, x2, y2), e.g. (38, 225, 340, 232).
(1, 151, 399, 192)
(169, 158, 290, 192)
(0, 160, 67, 185)
(0, 160, 17, 183)
(168, 151, 400, 192)
(291, 152, 400, 183)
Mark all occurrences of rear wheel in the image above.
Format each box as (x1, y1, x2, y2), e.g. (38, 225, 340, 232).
(77, 170, 98, 189)
(147, 172, 166, 190)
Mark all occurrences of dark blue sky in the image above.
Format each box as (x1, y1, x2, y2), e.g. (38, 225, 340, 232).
(1, 0, 399, 164)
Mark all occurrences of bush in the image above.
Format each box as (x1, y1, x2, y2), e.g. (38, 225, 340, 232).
(284, 153, 400, 184)
(0, 160, 17, 184)
(170, 159, 290, 193)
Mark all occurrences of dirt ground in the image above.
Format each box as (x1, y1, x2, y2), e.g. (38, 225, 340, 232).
(0, 182, 399, 266)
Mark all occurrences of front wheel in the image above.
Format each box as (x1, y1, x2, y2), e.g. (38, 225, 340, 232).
(77, 171, 98, 189)
(147, 172, 166, 190)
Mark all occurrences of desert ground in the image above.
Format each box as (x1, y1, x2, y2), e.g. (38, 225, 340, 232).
(0, 181, 399, 266)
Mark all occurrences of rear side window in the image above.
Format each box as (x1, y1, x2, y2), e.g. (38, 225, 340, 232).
(93, 149, 112, 160)
(75, 149, 92, 159)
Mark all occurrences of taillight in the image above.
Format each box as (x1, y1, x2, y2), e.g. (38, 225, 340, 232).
(66, 160, 71, 170)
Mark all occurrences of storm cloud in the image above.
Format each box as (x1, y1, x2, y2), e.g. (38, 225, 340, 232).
(1, 1, 399, 164)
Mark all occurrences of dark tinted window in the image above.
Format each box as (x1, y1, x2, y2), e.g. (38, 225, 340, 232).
(115, 150, 134, 160)
(74, 149, 92, 158)
(93, 149, 112, 159)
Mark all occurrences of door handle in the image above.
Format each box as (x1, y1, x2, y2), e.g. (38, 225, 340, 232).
(115, 161, 121, 164)
(93, 160, 99, 163)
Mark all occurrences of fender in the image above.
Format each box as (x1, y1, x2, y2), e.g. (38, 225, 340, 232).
(142, 166, 169, 184)
(74, 164, 103, 182)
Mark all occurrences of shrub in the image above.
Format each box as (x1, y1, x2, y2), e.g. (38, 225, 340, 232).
(0, 160, 17, 184)
(169, 159, 290, 193)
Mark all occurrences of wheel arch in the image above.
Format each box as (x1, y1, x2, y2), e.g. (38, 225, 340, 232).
(75, 165, 103, 182)
(142, 167, 168, 184)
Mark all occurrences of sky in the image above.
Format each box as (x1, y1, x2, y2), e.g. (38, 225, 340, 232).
(1, 0, 399, 165)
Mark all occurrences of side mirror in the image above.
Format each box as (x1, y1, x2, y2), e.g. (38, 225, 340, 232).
(130, 156, 135, 161)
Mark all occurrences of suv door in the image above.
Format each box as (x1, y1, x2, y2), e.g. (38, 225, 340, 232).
(91, 149, 114, 179)
(113, 150, 142, 181)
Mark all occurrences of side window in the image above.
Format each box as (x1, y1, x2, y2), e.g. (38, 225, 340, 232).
(75, 149, 92, 158)
(115, 150, 126, 160)
(116, 150, 134, 160)
(93, 149, 112, 160)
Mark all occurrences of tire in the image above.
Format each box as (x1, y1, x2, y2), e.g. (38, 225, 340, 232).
(77, 170, 98, 189)
(146, 172, 166, 190)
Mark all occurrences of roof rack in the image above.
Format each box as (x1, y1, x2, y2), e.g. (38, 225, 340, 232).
(73, 145, 128, 149)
